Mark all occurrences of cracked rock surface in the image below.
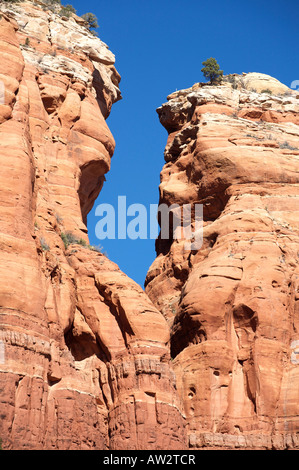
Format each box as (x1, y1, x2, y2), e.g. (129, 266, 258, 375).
(145, 76, 299, 449)
(1, 0, 299, 451)
(0, 2, 185, 450)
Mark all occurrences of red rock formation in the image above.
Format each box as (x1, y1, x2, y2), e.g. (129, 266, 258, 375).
(1, 0, 299, 452)
(0, 2, 186, 450)
(145, 77, 299, 449)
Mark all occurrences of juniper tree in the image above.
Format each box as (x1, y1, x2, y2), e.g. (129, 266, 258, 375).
(81, 12, 99, 30)
(59, 4, 76, 17)
(201, 57, 223, 85)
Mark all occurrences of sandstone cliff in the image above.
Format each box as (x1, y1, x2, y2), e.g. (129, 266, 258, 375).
(0, 1, 186, 450)
(1, 0, 299, 453)
(145, 74, 299, 449)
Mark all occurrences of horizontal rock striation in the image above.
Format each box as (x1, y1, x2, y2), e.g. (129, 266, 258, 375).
(1, 0, 299, 451)
(145, 74, 299, 449)
(0, 1, 186, 450)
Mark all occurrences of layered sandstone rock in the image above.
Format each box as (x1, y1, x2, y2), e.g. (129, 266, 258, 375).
(0, 1, 186, 450)
(145, 75, 299, 449)
(1, 0, 299, 452)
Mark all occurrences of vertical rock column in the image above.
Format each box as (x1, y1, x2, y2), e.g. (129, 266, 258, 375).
(146, 81, 299, 449)
(0, 3, 187, 450)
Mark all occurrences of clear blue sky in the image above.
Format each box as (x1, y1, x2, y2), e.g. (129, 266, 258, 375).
(70, 0, 298, 287)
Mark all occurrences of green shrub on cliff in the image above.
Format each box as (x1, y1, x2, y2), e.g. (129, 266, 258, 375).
(40, 237, 50, 252)
(61, 231, 87, 249)
(58, 4, 76, 17)
(44, 0, 61, 5)
(61, 231, 103, 253)
(81, 12, 98, 29)
(2, 1, 99, 36)
(201, 57, 223, 85)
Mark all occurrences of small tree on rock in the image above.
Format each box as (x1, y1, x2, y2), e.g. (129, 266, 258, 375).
(201, 57, 223, 85)
(59, 4, 76, 18)
(81, 12, 99, 30)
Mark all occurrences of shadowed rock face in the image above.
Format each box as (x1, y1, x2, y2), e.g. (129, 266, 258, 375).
(145, 78, 299, 449)
(0, 2, 186, 450)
